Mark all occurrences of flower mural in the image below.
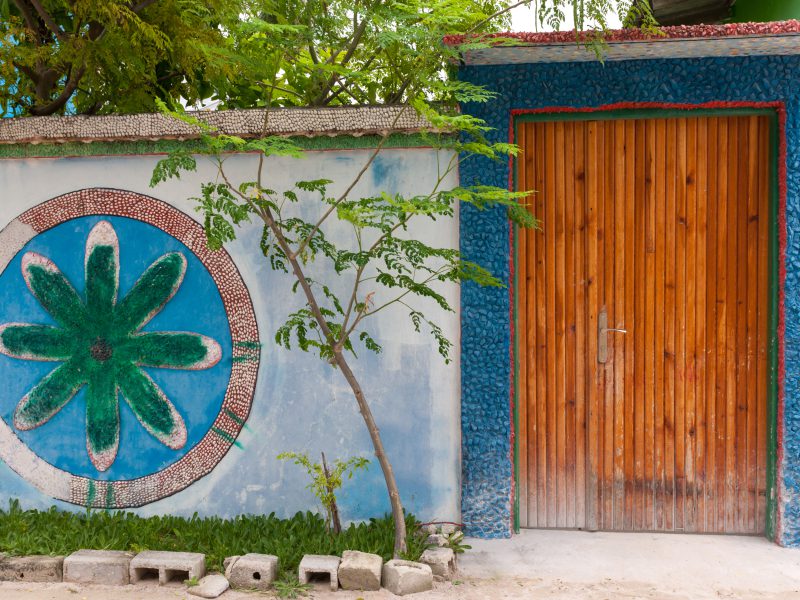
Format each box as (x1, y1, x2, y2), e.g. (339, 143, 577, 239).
(0, 220, 222, 472)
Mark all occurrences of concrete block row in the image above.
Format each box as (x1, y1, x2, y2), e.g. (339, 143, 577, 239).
(298, 546, 456, 596)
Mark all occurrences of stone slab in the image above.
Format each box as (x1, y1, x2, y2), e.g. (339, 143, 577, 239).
(130, 551, 206, 585)
(0, 555, 64, 582)
(298, 554, 340, 591)
(225, 553, 278, 590)
(64, 549, 134, 585)
(187, 574, 229, 598)
(338, 550, 382, 591)
(420, 547, 456, 581)
(381, 559, 433, 596)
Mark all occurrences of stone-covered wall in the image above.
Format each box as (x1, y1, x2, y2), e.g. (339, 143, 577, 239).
(0, 139, 462, 523)
(458, 54, 800, 543)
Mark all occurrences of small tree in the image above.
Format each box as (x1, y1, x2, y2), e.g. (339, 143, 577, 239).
(148, 0, 656, 559)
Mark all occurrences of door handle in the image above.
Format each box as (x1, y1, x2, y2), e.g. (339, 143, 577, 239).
(598, 307, 626, 364)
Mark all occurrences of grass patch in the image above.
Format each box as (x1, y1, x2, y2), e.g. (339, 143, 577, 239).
(0, 500, 429, 574)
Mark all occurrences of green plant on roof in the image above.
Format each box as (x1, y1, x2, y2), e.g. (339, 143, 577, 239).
(0, 220, 222, 472)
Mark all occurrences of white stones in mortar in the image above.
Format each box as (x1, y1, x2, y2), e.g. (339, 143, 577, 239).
(338, 550, 382, 591)
(298, 554, 340, 591)
(129, 551, 205, 585)
(225, 553, 278, 590)
(63, 550, 134, 585)
(381, 559, 433, 596)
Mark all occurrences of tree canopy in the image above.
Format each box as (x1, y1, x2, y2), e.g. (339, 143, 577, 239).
(1, 0, 655, 117)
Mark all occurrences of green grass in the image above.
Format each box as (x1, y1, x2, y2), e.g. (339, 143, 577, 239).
(0, 500, 428, 575)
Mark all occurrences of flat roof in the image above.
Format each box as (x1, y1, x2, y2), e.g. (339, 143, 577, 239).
(445, 20, 800, 65)
(0, 105, 430, 145)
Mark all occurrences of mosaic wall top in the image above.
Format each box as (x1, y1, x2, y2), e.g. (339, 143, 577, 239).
(445, 20, 800, 65)
(0, 106, 431, 146)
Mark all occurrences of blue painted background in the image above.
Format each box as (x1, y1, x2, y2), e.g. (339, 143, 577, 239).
(0, 215, 232, 480)
(458, 54, 800, 542)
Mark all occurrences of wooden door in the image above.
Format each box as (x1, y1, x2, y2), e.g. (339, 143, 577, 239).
(516, 114, 771, 533)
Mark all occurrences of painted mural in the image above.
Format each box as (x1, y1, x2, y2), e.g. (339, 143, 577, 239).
(0, 189, 259, 509)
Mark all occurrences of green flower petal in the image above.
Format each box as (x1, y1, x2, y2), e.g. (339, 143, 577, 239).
(14, 360, 87, 430)
(114, 253, 186, 334)
(0, 323, 76, 361)
(117, 364, 187, 449)
(22, 253, 87, 331)
(86, 365, 120, 472)
(121, 332, 222, 370)
(85, 221, 119, 321)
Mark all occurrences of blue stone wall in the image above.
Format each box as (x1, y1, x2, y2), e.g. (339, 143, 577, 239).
(458, 54, 800, 542)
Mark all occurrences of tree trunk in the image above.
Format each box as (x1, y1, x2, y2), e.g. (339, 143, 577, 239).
(258, 208, 408, 557)
(321, 451, 342, 534)
(333, 349, 408, 557)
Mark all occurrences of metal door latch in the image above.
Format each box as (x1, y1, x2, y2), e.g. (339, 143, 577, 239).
(598, 307, 626, 364)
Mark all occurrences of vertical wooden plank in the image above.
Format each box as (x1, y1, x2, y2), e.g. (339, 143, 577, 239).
(675, 117, 688, 531)
(715, 116, 729, 533)
(744, 115, 760, 533)
(516, 123, 529, 529)
(654, 117, 667, 531)
(725, 117, 739, 532)
(684, 117, 698, 532)
(756, 115, 770, 531)
(745, 115, 761, 533)
(535, 122, 548, 527)
(694, 117, 708, 532)
(705, 116, 720, 532)
(644, 118, 657, 530)
(525, 124, 538, 527)
(735, 116, 751, 532)
(574, 121, 588, 529)
(545, 121, 558, 528)
(695, 117, 709, 532)
(585, 120, 601, 532)
(602, 121, 616, 529)
(554, 121, 568, 527)
(564, 122, 578, 529)
(623, 119, 637, 531)
(634, 119, 647, 531)
(517, 123, 540, 527)
(612, 120, 627, 530)
(664, 118, 677, 531)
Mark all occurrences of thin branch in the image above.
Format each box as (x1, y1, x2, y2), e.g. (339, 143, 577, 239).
(29, 64, 86, 115)
(131, 0, 159, 13)
(465, 0, 535, 35)
(312, 0, 379, 105)
(290, 104, 410, 261)
(10, 0, 41, 34)
(27, 0, 64, 40)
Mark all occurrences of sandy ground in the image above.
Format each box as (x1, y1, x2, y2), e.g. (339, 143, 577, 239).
(2, 529, 800, 599)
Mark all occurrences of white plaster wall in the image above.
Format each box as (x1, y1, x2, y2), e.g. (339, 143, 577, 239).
(0, 146, 461, 523)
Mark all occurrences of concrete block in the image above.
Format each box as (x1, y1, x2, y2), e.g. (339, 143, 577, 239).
(419, 547, 456, 581)
(298, 554, 340, 591)
(0, 555, 64, 582)
(187, 574, 229, 598)
(130, 551, 205, 585)
(225, 553, 278, 590)
(64, 549, 134, 585)
(381, 559, 433, 596)
(338, 550, 382, 591)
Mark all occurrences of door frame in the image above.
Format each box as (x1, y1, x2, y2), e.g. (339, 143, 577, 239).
(509, 104, 783, 539)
